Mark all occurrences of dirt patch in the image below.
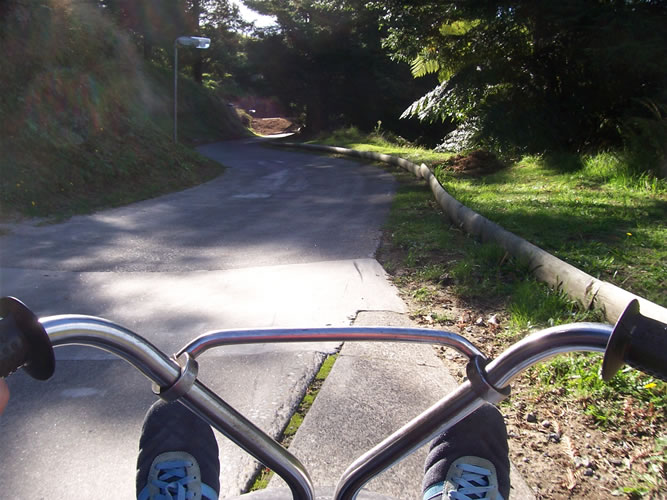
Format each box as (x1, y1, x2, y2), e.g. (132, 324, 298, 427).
(375, 219, 664, 499)
(429, 316, 663, 500)
(438, 150, 506, 177)
(251, 117, 299, 136)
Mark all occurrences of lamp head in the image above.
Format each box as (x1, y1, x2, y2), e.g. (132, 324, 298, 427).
(175, 36, 211, 49)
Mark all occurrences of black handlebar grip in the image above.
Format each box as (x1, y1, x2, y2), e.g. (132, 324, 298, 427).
(602, 299, 667, 382)
(0, 297, 55, 380)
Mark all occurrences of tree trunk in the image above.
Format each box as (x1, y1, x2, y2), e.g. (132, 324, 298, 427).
(305, 89, 323, 135)
(193, 53, 203, 84)
(190, 0, 203, 83)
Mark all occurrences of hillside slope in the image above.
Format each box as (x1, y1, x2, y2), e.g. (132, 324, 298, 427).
(0, 1, 246, 218)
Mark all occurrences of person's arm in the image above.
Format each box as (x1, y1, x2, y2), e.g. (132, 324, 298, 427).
(0, 379, 9, 415)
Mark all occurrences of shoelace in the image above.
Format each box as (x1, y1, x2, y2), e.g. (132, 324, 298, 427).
(139, 459, 218, 500)
(448, 463, 499, 500)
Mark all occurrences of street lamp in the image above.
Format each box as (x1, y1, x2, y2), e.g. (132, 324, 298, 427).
(174, 36, 211, 143)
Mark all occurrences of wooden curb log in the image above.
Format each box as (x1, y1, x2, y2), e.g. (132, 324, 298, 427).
(278, 142, 666, 324)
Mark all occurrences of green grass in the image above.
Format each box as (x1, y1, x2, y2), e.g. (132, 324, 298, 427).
(315, 129, 666, 307)
(281, 353, 337, 442)
(434, 153, 667, 306)
(528, 355, 665, 428)
(249, 353, 339, 492)
(315, 353, 338, 380)
(617, 436, 667, 498)
(249, 467, 273, 491)
(508, 281, 597, 330)
(312, 126, 451, 166)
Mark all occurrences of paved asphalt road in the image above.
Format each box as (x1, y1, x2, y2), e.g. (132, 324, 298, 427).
(0, 138, 407, 498)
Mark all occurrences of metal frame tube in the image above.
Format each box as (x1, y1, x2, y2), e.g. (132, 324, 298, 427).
(40, 315, 315, 499)
(179, 382, 314, 499)
(332, 322, 613, 499)
(42, 315, 180, 385)
(334, 379, 484, 500)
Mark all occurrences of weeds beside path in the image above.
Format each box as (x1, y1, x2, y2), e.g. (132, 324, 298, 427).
(313, 129, 666, 498)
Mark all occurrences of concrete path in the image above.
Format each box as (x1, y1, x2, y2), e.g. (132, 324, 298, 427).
(268, 311, 535, 500)
(0, 137, 534, 499)
(0, 138, 404, 498)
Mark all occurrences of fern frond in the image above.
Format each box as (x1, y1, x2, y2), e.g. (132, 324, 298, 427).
(410, 54, 440, 78)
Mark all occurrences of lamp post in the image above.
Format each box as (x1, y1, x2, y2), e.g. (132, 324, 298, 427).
(174, 36, 211, 143)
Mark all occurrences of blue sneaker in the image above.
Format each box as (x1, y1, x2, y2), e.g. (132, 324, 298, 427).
(136, 400, 220, 500)
(423, 456, 504, 500)
(422, 404, 510, 500)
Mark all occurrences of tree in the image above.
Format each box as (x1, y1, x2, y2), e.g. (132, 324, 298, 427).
(186, 0, 246, 83)
(98, 0, 245, 87)
(98, 0, 189, 59)
(243, 0, 434, 135)
(374, 0, 667, 154)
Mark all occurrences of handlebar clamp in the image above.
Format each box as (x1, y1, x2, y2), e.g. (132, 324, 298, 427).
(152, 352, 199, 402)
(467, 355, 511, 404)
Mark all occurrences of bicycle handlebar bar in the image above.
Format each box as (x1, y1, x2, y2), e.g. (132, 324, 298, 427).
(1, 297, 665, 500)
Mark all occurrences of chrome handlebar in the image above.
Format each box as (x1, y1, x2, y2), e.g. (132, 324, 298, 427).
(37, 315, 613, 500)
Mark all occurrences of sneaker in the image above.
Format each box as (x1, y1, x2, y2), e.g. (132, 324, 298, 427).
(136, 400, 220, 500)
(422, 404, 510, 500)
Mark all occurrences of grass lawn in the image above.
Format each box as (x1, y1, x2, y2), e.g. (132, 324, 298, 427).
(435, 154, 666, 306)
(314, 128, 667, 307)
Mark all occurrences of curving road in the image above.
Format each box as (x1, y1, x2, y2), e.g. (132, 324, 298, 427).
(0, 138, 406, 498)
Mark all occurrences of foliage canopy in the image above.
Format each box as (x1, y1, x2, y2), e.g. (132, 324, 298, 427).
(242, 0, 437, 135)
(373, 0, 667, 159)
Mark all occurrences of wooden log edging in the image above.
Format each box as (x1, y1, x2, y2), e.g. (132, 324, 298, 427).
(279, 142, 667, 324)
